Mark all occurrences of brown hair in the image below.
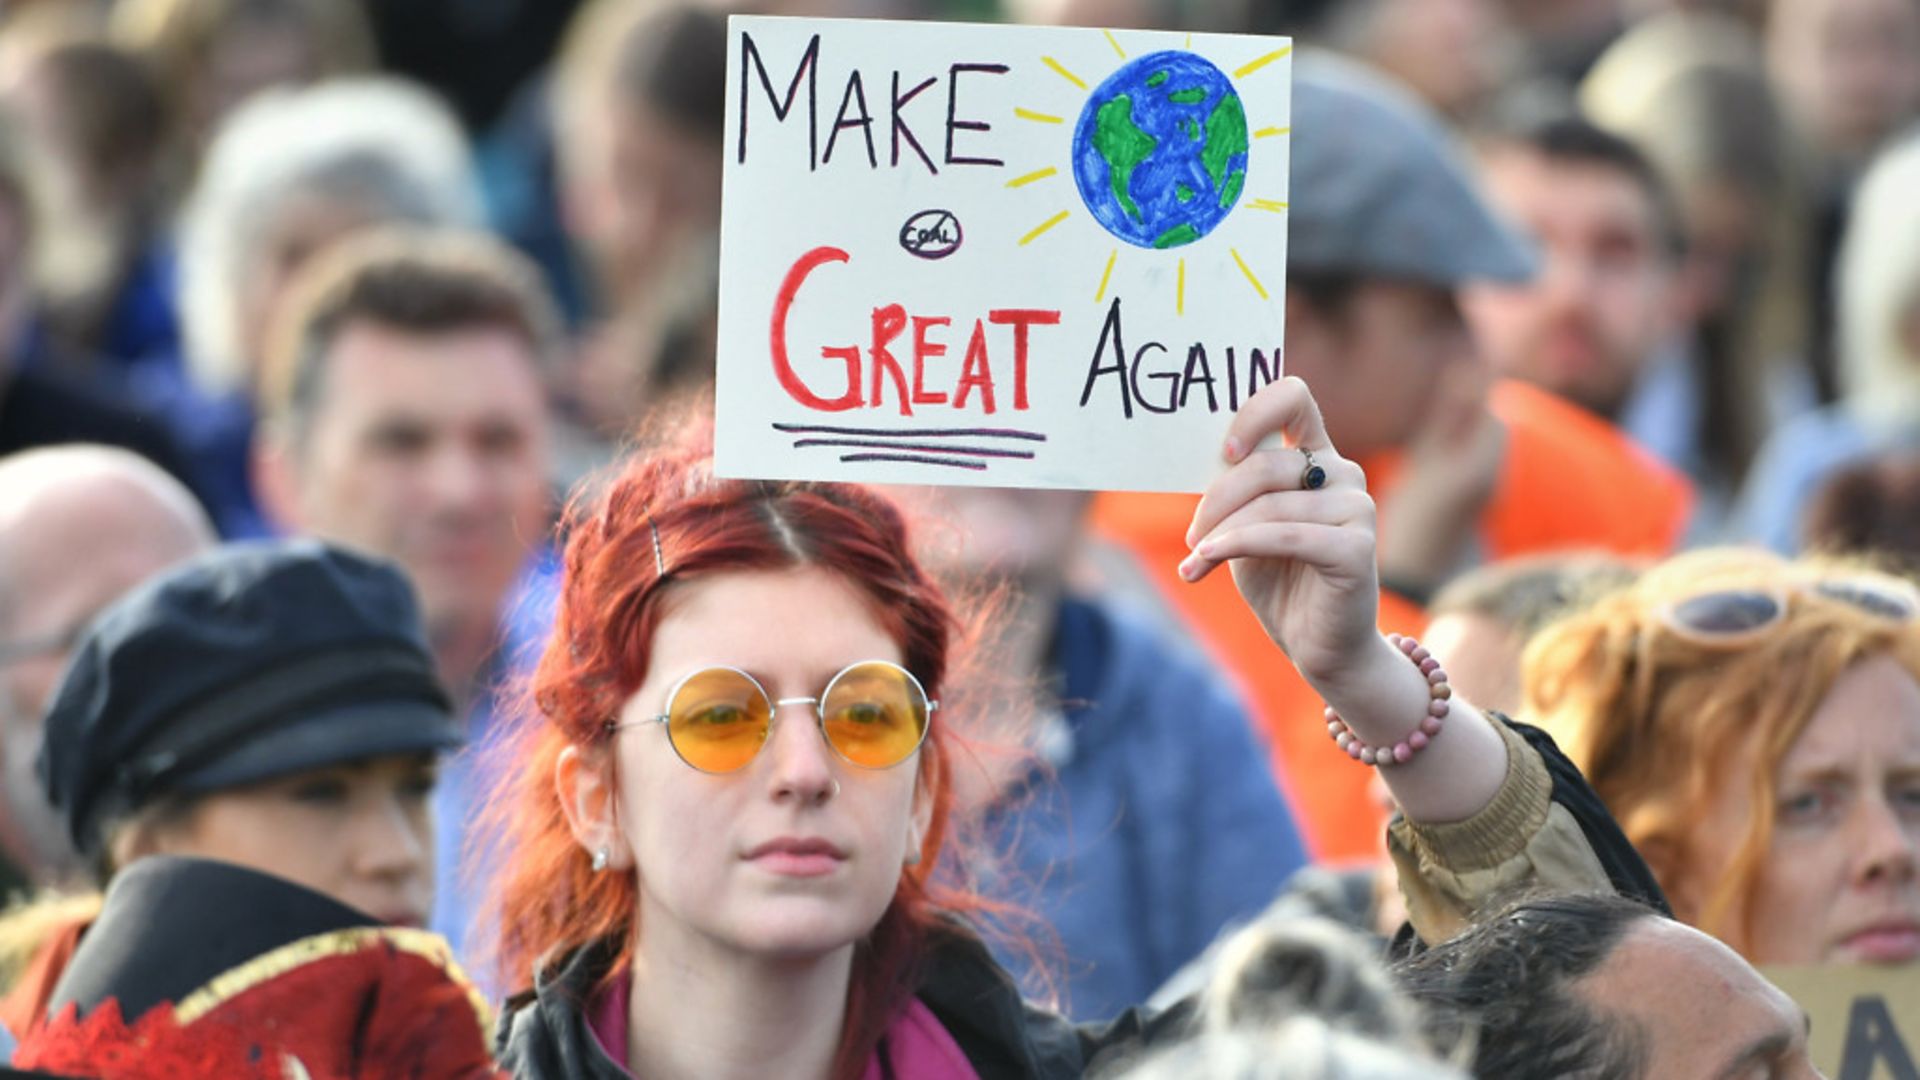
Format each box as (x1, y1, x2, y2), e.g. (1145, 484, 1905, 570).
(259, 226, 560, 437)
(553, 0, 727, 156)
(1520, 547, 1920, 954)
(1429, 552, 1642, 641)
(112, 0, 374, 116)
(1803, 449, 1920, 574)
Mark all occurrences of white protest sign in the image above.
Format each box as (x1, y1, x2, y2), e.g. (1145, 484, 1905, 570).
(715, 15, 1291, 492)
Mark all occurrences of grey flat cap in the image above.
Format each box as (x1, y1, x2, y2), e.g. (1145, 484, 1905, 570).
(1291, 52, 1537, 285)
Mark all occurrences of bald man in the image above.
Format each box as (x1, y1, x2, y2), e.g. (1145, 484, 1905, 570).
(0, 446, 215, 891)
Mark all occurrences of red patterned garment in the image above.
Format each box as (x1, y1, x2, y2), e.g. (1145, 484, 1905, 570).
(16, 928, 505, 1080)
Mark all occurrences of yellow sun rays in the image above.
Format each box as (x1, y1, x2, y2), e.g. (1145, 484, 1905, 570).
(1233, 46, 1292, 79)
(1230, 247, 1269, 301)
(1020, 210, 1072, 246)
(1006, 166, 1058, 189)
(1013, 34, 1291, 312)
(1042, 56, 1088, 90)
(1095, 249, 1118, 302)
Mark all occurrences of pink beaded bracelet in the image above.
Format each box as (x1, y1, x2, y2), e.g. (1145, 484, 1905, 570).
(1324, 633, 1452, 767)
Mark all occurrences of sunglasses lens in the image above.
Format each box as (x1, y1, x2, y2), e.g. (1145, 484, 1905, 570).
(1670, 590, 1782, 636)
(667, 668, 772, 772)
(1814, 579, 1919, 620)
(821, 662, 929, 769)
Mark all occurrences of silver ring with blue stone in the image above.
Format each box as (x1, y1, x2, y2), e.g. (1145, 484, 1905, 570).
(1300, 447, 1328, 491)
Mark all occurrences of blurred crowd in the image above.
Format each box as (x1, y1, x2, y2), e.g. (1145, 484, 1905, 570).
(0, 0, 1915, 1077)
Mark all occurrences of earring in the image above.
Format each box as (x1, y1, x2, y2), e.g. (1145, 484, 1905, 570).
(591, 847, 609, 873)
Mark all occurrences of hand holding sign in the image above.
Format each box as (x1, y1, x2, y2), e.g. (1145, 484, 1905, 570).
(1182, 375, 1512, 826)
(1181, 375, 1375, 685)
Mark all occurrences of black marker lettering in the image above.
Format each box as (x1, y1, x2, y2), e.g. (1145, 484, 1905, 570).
(824, 70, 877, 167)
(738, 32, 820, 169)
(1080, 297, 1133, 418)
(945, 63, 1009, 167)
(891, 72, 939, 175)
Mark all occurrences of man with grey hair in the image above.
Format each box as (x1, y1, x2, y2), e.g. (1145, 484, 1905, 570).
(0, 445, 215, 893)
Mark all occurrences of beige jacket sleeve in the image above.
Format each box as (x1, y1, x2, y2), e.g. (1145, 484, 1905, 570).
(1386, 719, 1614, 945)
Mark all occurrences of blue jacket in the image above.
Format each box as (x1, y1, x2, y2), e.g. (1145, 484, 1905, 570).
(979, 596, 1307, 1021)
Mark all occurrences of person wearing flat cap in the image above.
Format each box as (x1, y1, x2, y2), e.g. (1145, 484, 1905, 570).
(0, 539, 464, 1042)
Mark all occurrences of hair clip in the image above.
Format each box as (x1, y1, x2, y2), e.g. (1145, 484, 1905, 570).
(648, 517, 665, 577)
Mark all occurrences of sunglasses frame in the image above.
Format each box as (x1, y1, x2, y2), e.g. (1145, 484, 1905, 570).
(1658, 575, 1920, 648)
(617, 659, 937, 774)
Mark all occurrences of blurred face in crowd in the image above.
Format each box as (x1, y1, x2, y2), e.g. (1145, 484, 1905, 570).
(1577, 917, 1818, 1079)
(1769, 0, 1920, 160)
(1672, 653, 1920, 965)
(1285, 279, 1479, 459)
(1356, 0, 1511, 119)
(896, 487, 1092, 591)
(1464, 146, 1675, 420)
(193, 12, 320, 147)
(131, 754, 437, 927)
(567, 98, 722, 310)
(568, 569, 929, 961)
(268, 319, 551, 665)
(235, 194, 380, 387)
(0, 465, 210, 882)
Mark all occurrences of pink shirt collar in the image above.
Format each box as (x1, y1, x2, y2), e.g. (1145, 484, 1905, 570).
(587, 971, 978, 1079)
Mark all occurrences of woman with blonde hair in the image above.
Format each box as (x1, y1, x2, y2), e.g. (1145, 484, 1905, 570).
(1522, 546, 1920, 965)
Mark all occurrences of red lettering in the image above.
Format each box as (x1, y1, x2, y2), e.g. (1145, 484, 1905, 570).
(953, 319, 995, 414)
(771, 246, 861, 411)
(987, 309, 1060, 411)
(869, 304, 913, 416)
(911, 316, 951, 406)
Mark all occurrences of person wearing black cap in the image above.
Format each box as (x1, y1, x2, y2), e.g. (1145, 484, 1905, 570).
(0, 539, 462, 1040)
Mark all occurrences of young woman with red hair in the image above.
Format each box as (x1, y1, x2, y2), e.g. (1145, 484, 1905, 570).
(484, 378, 1667, 1079)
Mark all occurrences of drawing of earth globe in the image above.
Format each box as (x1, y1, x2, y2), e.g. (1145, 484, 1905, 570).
(1071, 51, 1249, 250)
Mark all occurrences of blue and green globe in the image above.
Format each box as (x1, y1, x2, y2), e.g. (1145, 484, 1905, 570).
(1071, 51, 1249, 250)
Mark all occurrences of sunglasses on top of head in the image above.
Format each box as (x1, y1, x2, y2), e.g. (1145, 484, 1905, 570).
(1658, 574, 1920, 647)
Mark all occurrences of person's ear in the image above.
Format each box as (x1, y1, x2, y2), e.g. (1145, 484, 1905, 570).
(555, 744, 633, 872)
(251, 426, 304, 534)
(905, 780, 934, 867)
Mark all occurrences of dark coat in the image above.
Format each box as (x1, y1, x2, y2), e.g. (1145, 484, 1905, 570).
(495, 928, 1197, 1080)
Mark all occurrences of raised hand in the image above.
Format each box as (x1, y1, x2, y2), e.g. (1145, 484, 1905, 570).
(1178, 375, 1508, 825)
(1179, 376, 1380, 699)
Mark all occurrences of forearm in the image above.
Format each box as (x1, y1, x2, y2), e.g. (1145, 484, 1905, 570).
(1311, 632, 1508, 824)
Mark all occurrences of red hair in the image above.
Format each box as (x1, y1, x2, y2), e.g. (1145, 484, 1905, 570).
(479, 431, 994, 1078)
